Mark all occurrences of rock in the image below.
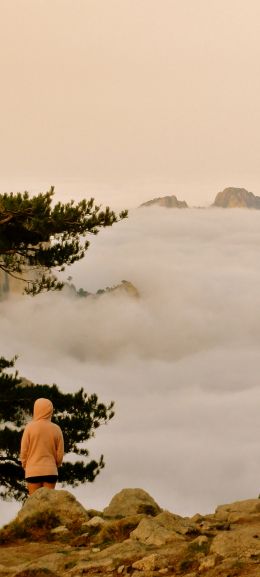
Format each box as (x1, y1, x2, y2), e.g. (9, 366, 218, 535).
(190, 513, 204, 523)
(132, 553, 168, 571)
(13, 570, 59, 577)
(0, 563, 23, 576)
(103, 488, 161, 518)
(215, 498, 260, 523)
(192, 514, 230, 535)
(16, 488, 89, 528)
(108, 280, 139, 299)
(210, 525, 260, 559)
(130, 512, 186, 546)
(91, 514, 146, 546)
(71, 532, 90, 547)
(140, 195, 188, 209)
(86, 515, 105, 527)
(3, 493, 260, 577)
(198, 554, 219, 571)
(212, 187, 260, 208)
(157, 511, 197, 536)
(86, 508, 103, 518)
(13, 552, 71, 576)
(71, 556, 115, 573)
(122, 508, 195, 550)
(132, 573, 163, 577)
(50, 525, 69, 534)
(68, 540, 148, 576)
(132, 554, 158, 571)
(190, 535, 209, 547)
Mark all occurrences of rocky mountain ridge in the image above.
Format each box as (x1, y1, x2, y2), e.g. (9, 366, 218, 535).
(1, 487, 260, 577)
(65, 280, 139, 299)
(140, 187, 260, 209)
(140, 196, 188, 209)
(0, 276, 139, 301)
(212, 187, 260, 209)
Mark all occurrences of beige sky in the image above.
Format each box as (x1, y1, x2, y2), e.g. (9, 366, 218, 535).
(1, 0, 260, 205)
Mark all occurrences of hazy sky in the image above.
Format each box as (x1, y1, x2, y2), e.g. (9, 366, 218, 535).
(1, 0, 260, 206)
(1, 0, 260, 528)
(1, 208, 260, 526)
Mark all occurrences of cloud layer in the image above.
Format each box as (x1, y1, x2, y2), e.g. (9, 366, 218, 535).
(1, 208, 260, 524)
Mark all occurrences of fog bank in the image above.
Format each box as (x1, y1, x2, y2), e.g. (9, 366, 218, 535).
(1, 208, 260, 525)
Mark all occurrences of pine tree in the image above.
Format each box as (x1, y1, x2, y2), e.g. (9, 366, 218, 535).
(0, 188, 127, 500)
(0, 186, 127, 294)
(0, 357, 115, 501)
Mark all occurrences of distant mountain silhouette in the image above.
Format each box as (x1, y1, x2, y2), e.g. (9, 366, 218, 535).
(140, 195, 188, 208)
(212, 187, 260, 208)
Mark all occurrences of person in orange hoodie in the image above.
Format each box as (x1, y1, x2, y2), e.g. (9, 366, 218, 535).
(20, 398, 64, 495)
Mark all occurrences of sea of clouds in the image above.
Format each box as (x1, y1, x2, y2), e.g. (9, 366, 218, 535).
(1, 207, 260, 526)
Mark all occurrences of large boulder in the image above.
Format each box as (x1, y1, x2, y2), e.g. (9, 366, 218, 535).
(130, 511, 187, 546)
(16, 488, 89, 527)
(210, 525, 260, 559)
(103, 488, 161, 518)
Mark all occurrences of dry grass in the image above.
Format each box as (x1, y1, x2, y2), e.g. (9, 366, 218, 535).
(93, 515, 143, 546)
(0, 510, 60, 544)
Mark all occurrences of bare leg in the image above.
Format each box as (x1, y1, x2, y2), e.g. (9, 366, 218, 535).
(43, 482, 56, 490)
(27, 482, 43, 496)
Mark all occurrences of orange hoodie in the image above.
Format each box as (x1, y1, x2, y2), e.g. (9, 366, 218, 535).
(20, 398, 64, 478)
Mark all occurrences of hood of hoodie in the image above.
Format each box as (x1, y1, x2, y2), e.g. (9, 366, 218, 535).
(33, 398, 53, 421)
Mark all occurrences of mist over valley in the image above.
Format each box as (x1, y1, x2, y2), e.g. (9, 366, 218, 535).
(1, 207, 260, 525)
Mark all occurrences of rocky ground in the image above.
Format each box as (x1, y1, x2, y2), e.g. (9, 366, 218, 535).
(1, 488, 260, 577)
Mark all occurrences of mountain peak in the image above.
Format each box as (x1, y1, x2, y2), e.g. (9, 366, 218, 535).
(212, 187, 260, 208)
(140, 195, 188, 208)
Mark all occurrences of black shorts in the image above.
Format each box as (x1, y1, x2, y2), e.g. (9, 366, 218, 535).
(25, 475, 58, 483)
